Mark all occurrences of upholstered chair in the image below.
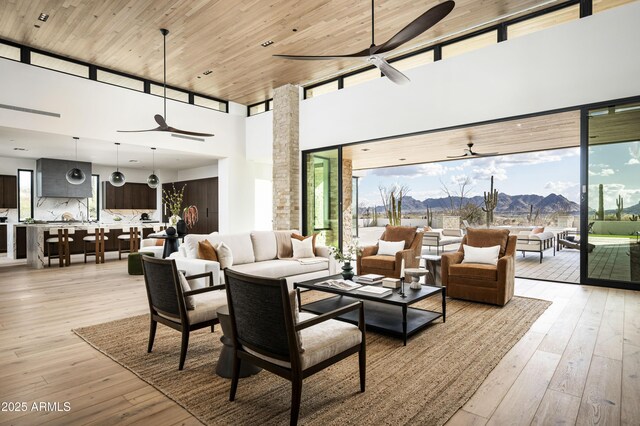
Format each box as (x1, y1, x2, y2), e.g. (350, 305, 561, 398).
(441, 228, 517, 306)
(224, 269, 366, 426)
(356, 225, 423, 278)
(141, 256, 226, 370)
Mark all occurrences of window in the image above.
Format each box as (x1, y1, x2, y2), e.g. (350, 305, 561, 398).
(441, 30, 498, 59)
(194, 95, 227, 112)
(593, 0, 637, 13)
(305, 80, 339, 99)
(508, 5, 580, 39)
(248, 102, 267, 116)
(390, 50, 435, 72)
(96, 69, 144, 91)
(267, 100, 272, 111)
(0, 43, 20, 61)
(343, 68, 381, 88)
(150, 84, 189, 103)
(18, 169, 33, 222)
(30, 52, 89, 77)
(88, 174, 99, 221)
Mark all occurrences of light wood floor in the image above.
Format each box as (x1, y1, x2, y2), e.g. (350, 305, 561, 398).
(0, 257, 638, 425)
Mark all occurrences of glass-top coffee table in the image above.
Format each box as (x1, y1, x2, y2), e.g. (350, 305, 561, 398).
(294, 274, 446, 346)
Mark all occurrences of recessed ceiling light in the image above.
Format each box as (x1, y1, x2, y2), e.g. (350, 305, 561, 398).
(203, 70, 213, 75)
(13, 147, 28, 151)
(34, 24, 41, 28)
(128, 159, 139, 163)
(261, 40, 274, 47)
(399, 158, 406, 161)
(292, 28, 298, 32)
(361, 148, 370, 151)
(38, 12, 49, 22)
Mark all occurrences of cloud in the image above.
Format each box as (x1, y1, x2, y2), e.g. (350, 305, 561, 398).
(627, 159, 640, 165)
(589, 167, 615, 176)
(472, 160, 508, 181)
(588, 184, 640, 209)
(544, 181, 580, 202)
(627, 142, 640, 165)
(369, 162, 458, 178)
(489, 147, 580, 167)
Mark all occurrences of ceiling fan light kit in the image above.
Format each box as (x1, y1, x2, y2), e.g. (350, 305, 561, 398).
(65, 136, 86, 185)
(118, 29, 214, 137)
(274, 0, 455, 85)
(109, 142, 126, 187)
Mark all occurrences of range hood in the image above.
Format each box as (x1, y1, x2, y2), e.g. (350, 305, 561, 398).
(36, 158, 92, 198)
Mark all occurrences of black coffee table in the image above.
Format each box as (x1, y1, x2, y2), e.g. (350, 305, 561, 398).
(294, 274, 446, 346)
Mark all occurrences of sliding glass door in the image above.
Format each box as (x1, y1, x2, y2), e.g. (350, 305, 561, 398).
(303, 148, 341, 248)
(584, 101, 640, 288)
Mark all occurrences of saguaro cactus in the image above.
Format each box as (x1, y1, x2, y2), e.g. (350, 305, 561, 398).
(482, 175, 499, 226)
(426, 204, 433, 228)
(616, 195, 624, 221)
(526, 204, 540, 224)
(597, 184, 604, 220)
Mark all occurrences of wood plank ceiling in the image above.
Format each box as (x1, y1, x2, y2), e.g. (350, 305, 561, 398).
(343, 110, 581, 170)
(0, 0, 562, 105)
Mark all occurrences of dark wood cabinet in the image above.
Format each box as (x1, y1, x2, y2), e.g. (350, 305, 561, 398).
(16, 226, 27, 259)
(162, 177, 218, 234)
(102, 182, 157, 210)
(0, 175, 17, 208)
(0, 225, 6, 253)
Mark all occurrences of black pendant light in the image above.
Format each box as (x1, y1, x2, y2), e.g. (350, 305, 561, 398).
(109, 142, 126, 187)
(66, 136, 86, 185)
(147, 147, 159, 189)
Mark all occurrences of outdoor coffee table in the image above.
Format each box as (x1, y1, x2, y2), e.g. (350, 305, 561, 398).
(294, 274, 446, 346)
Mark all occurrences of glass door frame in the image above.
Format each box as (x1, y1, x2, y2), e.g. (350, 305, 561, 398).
(580, 95, 640, 290)
(301, 146, 343, 250)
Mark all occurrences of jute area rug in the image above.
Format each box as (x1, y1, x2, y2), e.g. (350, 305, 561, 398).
(74, 293, 550, 426)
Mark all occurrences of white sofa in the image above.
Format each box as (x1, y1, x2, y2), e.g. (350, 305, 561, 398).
(422, 228, 464, 254)
(170, 230, 337, 288)
(515, 230, 556, 263)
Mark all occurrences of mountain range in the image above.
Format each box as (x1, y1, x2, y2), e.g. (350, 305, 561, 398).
(363, 193, 581, 214)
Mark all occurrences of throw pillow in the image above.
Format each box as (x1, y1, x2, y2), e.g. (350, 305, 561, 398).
(178, 271, 196, 310)
(462, 244, 501, 265)
(289, 290, 305, 353)
(377, 239, 405, 256)
(275, 230, 297, 259)
(155, 238, 164, 246)
(291, 233, 317, 254)
(383, 225, 417, 249)
(291, 236, 315, 259)
(465, 228, 510, 257)
(532, 226, 545, 234)
(215, 242, 233, 269)
(197, 239, 218, 261)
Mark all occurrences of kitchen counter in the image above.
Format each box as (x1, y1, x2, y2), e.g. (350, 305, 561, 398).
(26, 223, 163, 269)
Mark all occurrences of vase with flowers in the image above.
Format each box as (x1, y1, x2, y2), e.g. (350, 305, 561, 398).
(162, 184, 186, 227)
(328, 240, 362, 281)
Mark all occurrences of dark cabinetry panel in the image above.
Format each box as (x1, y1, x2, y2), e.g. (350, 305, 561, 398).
(162, 177, 218, 234)
(102, 182, 157, 210)
(0, 175, 17, 208)
(16, 226, 26, 259)
(0, 226, 6, 253)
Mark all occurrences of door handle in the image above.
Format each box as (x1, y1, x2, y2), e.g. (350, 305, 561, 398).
(206, 208, 209, 217)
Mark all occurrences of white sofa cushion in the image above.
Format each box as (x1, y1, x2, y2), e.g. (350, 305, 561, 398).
(245, 312, 361, 369)
(206, 233, 255, 265)
(159, 290, 227, 325)
(215, 242, 233, 269)
(378, 239, 405, 256)
(250, 231, 277, 261)
(183, 233, 217, 259)
(462, 244, 500, 265)
(291, 236, 315, 258)
(229, 258, 329, 279)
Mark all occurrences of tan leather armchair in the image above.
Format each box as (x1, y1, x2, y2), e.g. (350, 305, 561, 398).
(441, 228, 516, 306)
(357, 226, 424, 278)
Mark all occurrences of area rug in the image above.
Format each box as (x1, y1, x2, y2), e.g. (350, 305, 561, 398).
(74, 293, 550, 426)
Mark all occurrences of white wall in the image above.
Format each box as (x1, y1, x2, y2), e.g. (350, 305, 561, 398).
(176, 163, 218, 181)
(295, 3, 640, 150)
(245, 111, 273, 162)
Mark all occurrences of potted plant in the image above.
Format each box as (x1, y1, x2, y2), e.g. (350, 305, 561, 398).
(162, 184, 186, 227)
(328, 240, 362, 281)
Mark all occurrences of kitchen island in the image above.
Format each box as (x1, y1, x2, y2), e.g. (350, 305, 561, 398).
(26, 223, 161, 269)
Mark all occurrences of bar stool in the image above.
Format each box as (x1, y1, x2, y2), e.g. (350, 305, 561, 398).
(46, 228, 74, 267)
(83, 227, 110, 264)
(118, 226, 141, 260)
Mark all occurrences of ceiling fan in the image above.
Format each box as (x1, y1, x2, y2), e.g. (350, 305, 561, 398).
(118, 29, 214, 137)
(274, 0, 455, 85)
(447, 141, 499, 158)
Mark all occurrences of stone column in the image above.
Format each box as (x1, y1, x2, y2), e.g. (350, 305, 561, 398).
(342, 158, 353, 248)
(272, 84, 300, 230)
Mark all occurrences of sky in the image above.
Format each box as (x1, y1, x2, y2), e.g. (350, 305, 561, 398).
(354, 145, 640, 210)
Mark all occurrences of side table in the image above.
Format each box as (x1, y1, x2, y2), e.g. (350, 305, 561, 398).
(419, 255, 442, 285)
(215, 305, 261, 379)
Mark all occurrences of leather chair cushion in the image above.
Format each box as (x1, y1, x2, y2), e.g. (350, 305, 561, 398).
(449, 263, 498, 281)
(466, 228, 510, 257)
(382, 225, 417, 249)
(360, 255, 396, 271)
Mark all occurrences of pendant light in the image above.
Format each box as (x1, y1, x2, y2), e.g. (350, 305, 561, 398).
(66, 136, 86, 185)
(109, 142, 126, 187)
(147, 147, 159, 188)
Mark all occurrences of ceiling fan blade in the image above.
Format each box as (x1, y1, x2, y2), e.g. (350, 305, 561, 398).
(117, 126, 163, 133)
(473, 152, 500, 157)
(369, 56, 410, 85)
(166, 127, 215, 137)
(374, 1, 456, 54)
(154, 114, 169, 130)
(274, 47, 370, 61)
(446, 154, 470, 158)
